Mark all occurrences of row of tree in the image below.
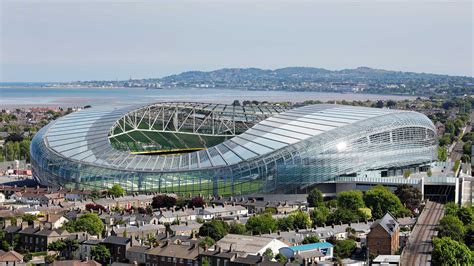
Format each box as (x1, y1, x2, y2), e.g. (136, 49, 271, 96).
(432, 203, 474, 265)
(307, 185, 417, 227)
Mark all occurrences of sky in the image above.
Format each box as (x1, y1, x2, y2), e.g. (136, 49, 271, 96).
(1, 0, 473, 82)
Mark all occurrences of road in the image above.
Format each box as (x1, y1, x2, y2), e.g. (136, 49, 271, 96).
(449, 111, 474, 162)
(400, 201, 444, 266)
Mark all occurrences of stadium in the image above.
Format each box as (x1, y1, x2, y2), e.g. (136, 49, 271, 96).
(30, 102, 438, 195)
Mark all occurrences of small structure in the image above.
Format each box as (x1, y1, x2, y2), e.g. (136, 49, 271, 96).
(367, 213, 400, 255)
(373, 255, 401, 265)
(279, 242, 334, 263)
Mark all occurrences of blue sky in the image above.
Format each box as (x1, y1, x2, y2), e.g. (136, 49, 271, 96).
(1, 0, 472, 82)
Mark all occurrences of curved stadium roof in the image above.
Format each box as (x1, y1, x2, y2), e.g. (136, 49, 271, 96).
(43, 102, 405, 172)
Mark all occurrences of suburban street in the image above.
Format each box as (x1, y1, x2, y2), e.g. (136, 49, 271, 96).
(449, 111, 474, 162)
(400, 201, 444, 266)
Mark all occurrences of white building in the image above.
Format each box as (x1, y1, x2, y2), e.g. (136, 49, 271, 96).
(215, 234, 288, 256)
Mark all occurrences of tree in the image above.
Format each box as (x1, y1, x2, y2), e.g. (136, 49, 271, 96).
(107, 184, 125, 197)
(275, 253, 287, 263)
(44, 254, 56, 264)
(394, 185, 422, 212)
(0, 240, 9, 252)
(228, 222, 247, 235)
(462, 154, 471, 163)
(457, 206, 474, 225)
(198, 220, 229, 241)
(48, 239, 66, 251)
(445, 202, 459, 217)
(363, 185, 404, 219)
(337, 190, 365, 210)
(188, 196, 206, 208)
(302, 235, 320, 244)
(310, 206, 330, 226)
(334, 239, 356, 259)
(199, 236, 215, 250)
(432, 237, 473, 266)
(23, 252, 32, 262)
(438, 147, 448, 161)
(375, 100, 384, 108)
(63, 213, 104, 236)
(328, 208, 362, 225)
(91, 244, 110, 264)
(22, 214, 37, 223)
(246, 213, 277, 235)
(307, 188, 324, 207)
(438, 215, 466, 242)
(464, 224, 474, 250)
(85, 203, 106, 212)
(289, 211, 312, 229)
(48, 238, 79, 260)
(263, 248, 273, 258)
(151, 195, 177, 209)
(277, 216, 295, 231)
(453, 160, 461, 172)
(403, 170, 411, 178)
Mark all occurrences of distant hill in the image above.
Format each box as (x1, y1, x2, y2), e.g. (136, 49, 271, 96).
(160, 66, 466, 83)
(54, 66, 474, 96)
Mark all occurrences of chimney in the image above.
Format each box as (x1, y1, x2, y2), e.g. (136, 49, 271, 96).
(21, 221, 28, 229)
(2, 219, 11, 229)
(16, 217, 23, 227)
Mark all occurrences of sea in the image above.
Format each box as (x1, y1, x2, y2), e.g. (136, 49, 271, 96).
(0, 86, 418, 108)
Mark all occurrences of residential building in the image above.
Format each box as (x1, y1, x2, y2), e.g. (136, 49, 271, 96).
(279, 242, 334, 263)
(102, 236, 132, 263)
(111, 224, 166, 238)
(0, 250, 25, 266)
(145, 242, 200, 266)
(367, 213, 400, 255)
(215, 234, 288, 256)
(126, 246, 149, 265)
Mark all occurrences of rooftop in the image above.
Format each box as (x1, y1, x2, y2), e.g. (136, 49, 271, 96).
(288, 242, 333, 251)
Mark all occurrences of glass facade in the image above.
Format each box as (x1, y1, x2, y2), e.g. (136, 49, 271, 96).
(31, 103, 437, 195)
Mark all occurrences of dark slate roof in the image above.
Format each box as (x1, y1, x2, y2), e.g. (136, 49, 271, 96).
(103, 236, 131, 245)
(371, 213, 399, 236)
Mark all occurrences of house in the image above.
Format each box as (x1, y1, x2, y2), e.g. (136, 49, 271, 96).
(215, 234, 288, 256)
(0, 192, 6, 203)
(114, 194, 154, 209)
(145, 242, 200, 266)
(199, 248, 284, 266)
(18, 225, 87, 252)
(279, 242, 334, 263)
(367, 213, 400, 255)
(102, 236, 132, 263)
(64, 189, 94, 201)
(135, 214, 159, 225)
(43, 214, 69, 229)
(52, 260, 101, 266)
(79, 239, 102, 261)
(0, 250, 25, 266)
(155, 209, 196, 224)
(169, 221, 202, 236)
(10, 191, 63, 205)
(111, 224, 166, 239)
(126, 245, 149, 265)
